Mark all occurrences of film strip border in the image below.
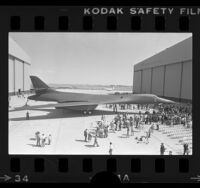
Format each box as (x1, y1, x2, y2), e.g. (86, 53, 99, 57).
(8, 15, 191, 31)
(1, 6, 199, 32)
(0, 156, 195, 183)
(0, 6, 200, 183)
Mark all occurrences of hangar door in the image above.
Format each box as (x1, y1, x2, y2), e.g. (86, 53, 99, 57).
(142, 69, 151, 94)
(24, 63, 31, 91)
(9, 57, 14, 93)
(152, 66, 164, 96)
(14, 59, 23, 93)
(133, 71, 141, 93)
(164, 63, 182, 98)
(181, 61, 192, 100)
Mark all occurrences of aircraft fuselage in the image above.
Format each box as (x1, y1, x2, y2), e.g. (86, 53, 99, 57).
(28, 89, 162, 112)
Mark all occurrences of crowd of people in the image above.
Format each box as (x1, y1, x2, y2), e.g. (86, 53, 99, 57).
(83, 126, 114, 155)
(34, 131, 52, 147)
(83, 103, 192, 155)
(156, 103, 192, 128)
(108, 103, 192, 128)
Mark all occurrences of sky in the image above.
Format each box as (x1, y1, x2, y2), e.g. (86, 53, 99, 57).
(9, 32, 192, 86)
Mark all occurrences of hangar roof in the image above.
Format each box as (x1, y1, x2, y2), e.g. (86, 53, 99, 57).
(9, 36, 31, 64)
(134, 37, 192, 71)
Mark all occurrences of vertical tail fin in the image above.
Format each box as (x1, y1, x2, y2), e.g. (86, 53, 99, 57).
(30, 76, 49, 94)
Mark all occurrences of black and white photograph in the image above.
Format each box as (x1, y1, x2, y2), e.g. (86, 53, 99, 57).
(8, 33, 192, 155)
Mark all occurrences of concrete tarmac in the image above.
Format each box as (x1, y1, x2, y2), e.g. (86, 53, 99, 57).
(8, 92, 192, 155)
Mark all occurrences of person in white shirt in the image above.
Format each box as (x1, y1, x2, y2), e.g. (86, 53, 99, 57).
(47, 134, 52, 145)
(41, 134, 46, 147)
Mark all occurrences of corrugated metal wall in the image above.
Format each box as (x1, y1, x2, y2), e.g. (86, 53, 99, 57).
(9, 37, 31, 95)
(133, 61, 192, 102)
(133, 37, 192, 102)
(9, 57, 14, 93)
(164, 63, 182, 98)
(24, 63, 31, 91)
(152, 66, 164, 96)
(133, 71, 142, 94)
(14, 59, 23, 93)
(142, 69, 151, 94)
(181, 61, 192, 100)
(8, 56, 31, 95)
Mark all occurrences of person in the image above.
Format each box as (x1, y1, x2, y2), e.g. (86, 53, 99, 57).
(150, 124, 154, 133)
(18, 88, 21, 97)
(183, 143, 189, 155)
(115, 121, 118, 131)
(130, 121, 134, 136)
(160, 143, 166, 155)
(146, 131, 149, 140)
(145, 114, 148, 124)
(26, 111, 30, 120)
(105, 126, 109, 137)
(127, 126, 130, 137)
(145, 131, 149, 144)
(121, 120, 125, 129)
(93, 135, 99, 147)
(109, 142, 113, 155)
(181, 116, 186, 126)
(135, 115, 139, 128)
(161, 114, 164, 125)
(169, 151, 173, 155)
(47, 134, 52, 145)
(119, 121, 122, 131)
(184, 115, 187, 127)
(104, 127, 107, 138)
(35, 131, 41, 147)
(96, 127, 99, 137)
(148, 129, 151, 138)
(88, 132, 92, 142)
(156, 123, 159, 131)
(149, 114, 152, 124)
(84, 129, 88, 142)
(41, 134, 46, 147)
(110, 121, 115, 132)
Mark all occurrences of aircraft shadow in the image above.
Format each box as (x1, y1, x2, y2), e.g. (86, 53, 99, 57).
(9, 109, 119, 121)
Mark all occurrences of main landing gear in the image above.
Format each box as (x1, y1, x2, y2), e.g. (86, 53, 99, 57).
(83, 110, 93, 115)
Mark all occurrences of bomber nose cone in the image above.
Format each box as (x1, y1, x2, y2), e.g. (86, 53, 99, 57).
(156, 96, 175, 104)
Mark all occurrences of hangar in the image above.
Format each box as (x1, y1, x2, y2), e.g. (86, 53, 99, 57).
(9, 36, 31, 96)
(133, 37, 192, 103)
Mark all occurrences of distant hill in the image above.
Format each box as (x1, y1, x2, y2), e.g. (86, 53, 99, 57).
(49, 83, 132, 91)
